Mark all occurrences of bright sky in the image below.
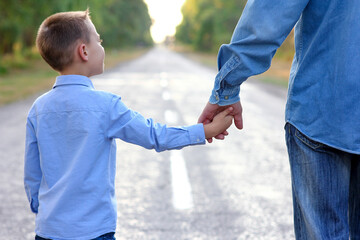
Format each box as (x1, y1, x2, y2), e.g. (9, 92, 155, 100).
(144, 0, 186, 43)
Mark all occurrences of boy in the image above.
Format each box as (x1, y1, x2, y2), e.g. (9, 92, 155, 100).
(25, 10, 233, 240)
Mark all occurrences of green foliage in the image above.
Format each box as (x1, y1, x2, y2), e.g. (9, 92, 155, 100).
(0, 0, 153, 73)
(176, 0, 294, 60)
(92, 0, 153, 48)
(176, 0, 246, 52)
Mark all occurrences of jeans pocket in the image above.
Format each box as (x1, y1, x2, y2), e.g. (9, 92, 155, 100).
(294, 128, 323, 150)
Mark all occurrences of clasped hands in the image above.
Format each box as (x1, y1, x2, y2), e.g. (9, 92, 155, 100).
(198, 101, 243, 143)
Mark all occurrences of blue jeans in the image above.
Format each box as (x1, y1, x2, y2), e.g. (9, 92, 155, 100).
(35, 232, 115, 240)
(285, 123, 360, 240)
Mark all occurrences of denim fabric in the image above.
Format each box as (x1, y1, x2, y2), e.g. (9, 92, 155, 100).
(35, 232, 116, 240)
(211, 0, 360, 154)
(285, 123, 360, 239)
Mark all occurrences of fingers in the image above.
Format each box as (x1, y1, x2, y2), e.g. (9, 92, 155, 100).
(198, 113, 209, 125)
(234, 113, 243, 129)
(200, 118, 212, 127)
(215, 134, 225, 140)
(213, 107, 233, 121)
(231, 101, 243, 130)
(198, 102, 220, 124)
(214, 134, 225, 140)
(220, 106, 233, 116)
(201, 101, 243, 143)
(214, 130, 229, 140)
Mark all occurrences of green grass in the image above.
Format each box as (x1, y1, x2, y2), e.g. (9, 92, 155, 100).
(0, 62, 57, 105)
(0, 47, 150, 106)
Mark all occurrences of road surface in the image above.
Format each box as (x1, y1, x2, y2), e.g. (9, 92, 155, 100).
(0, 46, 294, 239)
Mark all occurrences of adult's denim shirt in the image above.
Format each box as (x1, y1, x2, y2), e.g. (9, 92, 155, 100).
(210, 0, 360, 153)
(24, 75, 205, 239)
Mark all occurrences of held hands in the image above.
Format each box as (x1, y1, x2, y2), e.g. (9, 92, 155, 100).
(203, 107, 233, 140)
(199, 101, 243, 143)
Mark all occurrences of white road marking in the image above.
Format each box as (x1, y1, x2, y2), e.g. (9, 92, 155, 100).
(162, 84, 194, 210)
(162, 91, 171, 101)
(160, 79, 168, 88)
(170, 150, 194, 210)
(160, 72, 168, 88)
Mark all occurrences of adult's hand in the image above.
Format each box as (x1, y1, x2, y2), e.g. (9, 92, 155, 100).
(198, 101, 243, 143)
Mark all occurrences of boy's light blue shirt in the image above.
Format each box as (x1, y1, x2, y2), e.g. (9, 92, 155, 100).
(24, 75, 205, 239)
(210, 0, 360, 153)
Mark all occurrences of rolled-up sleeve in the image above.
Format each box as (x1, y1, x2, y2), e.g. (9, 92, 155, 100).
(24, 117, 41, 214)
(107, 96, 205, 152)
(210, 0, 309, 106)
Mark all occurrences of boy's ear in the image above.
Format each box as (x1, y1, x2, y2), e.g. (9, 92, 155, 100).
(78, 44, 88, 62)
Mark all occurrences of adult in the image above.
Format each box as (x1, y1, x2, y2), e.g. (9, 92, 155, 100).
(198, 0, 360, 239)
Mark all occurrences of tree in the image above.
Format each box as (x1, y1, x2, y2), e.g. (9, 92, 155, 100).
(176, 0, 246, 52)
(0, 0, 153, 55)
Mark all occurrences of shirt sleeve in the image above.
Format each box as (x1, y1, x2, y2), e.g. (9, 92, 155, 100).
(24, 116, 41, 214)
(107, 96, 206, 152)
(210, 0, 309, 106)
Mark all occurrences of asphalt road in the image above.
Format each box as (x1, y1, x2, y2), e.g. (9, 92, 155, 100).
(0, 46, 294, 239)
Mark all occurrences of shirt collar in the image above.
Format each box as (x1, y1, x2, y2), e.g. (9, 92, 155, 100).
(53, 75, 95, 89)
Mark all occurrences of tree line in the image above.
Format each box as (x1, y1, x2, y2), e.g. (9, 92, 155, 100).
(0, 0, 153, 56)
(176, 0, 246, 52)
(176, 0, 294, 59)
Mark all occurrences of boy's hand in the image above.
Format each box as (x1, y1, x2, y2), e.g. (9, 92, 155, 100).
(198, 101, 243, 143)
(203, 107, 234, 141)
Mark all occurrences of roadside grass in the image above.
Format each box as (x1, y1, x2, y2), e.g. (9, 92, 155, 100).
(0, 47, 149, 106)
(171, 43, 292, 88)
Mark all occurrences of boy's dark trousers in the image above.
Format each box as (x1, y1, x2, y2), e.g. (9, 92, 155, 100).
(35, 232, 116, 240)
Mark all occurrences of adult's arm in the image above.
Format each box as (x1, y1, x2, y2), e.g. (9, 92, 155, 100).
(210, 0, 309, 106)
(199, 0, 310, 134)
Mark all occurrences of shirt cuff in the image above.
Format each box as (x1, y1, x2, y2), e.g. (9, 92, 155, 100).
(183, 123, 206, 145)
(209, 85, 240, 106)
(30, 197, 39, 214)
(210, 55, 241, 106)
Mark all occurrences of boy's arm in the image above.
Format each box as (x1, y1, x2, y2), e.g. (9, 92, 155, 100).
(107, 96, 207, 152)
(24, 118, 41, 214)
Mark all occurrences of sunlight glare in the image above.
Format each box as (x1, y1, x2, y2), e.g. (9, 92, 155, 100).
(145, 0, 186, 43)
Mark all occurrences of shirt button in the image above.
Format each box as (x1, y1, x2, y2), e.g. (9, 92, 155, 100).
(215, 96, 219, 101)
(224, 96, 229, 100)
